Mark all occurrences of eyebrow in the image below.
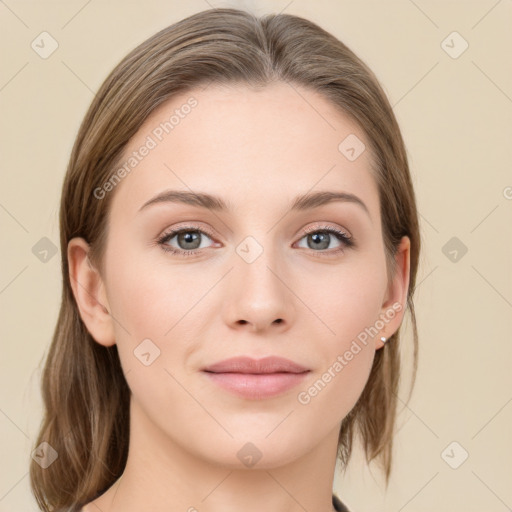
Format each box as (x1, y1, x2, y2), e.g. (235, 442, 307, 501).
(138, 189, 370, 217)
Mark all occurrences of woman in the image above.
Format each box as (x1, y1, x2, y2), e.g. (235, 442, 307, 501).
(30, 8, 420, 512)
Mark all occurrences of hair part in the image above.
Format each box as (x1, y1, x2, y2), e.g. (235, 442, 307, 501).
(30, 8, 420, 510)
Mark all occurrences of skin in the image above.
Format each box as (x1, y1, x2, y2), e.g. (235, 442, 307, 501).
(69, 82, 410, 512)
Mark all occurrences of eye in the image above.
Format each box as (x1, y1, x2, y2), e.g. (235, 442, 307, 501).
(295, 225, 354, 255)
(156, 224, 354, 258)
(157, 226, 217, 257)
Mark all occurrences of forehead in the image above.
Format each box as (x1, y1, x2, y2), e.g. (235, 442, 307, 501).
(108, 82, 380, 222)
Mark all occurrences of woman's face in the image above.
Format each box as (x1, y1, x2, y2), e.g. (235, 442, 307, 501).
(80, 82, 409, 468)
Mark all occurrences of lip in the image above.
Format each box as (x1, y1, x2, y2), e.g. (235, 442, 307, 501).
(202, 356, 309, 374)
(202, 356, 311, 400)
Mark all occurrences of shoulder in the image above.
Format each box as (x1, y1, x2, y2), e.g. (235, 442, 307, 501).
(332, 493, 351, 512)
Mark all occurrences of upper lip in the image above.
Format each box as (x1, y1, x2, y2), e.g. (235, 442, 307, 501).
(202, 356, 310, 374)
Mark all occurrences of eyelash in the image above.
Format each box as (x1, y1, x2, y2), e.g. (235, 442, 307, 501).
(156, 224, 354, 258)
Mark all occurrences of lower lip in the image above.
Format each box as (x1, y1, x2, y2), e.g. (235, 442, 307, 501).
(203, 371, 310, 400)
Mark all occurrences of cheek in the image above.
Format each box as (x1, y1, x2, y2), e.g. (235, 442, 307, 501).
(298, 254, 388, 341)
(105, 249, 202, 341)
(101, 246, 201, 401)
(296, 334, 376, 424)
(292, 256, 385, 413)
(333, 271, 385, 340)
(104, 257, 199, 424)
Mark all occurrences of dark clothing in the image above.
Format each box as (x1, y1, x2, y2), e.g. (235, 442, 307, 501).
(333, 493, 351, 512)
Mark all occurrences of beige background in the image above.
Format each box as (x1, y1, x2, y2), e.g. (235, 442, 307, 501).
(1, 0, 511, 510)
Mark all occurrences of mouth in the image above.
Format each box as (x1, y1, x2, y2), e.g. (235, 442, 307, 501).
(201, 356, 311, 400)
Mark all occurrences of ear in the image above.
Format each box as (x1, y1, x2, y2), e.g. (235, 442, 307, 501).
(376, 235, 411, 349)
(67, 237, 115, 347)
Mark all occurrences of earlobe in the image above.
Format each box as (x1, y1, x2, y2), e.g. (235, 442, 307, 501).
(67, 237, 116, 347)
(377, 236, 411, 349)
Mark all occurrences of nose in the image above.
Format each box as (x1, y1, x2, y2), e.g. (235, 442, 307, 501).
(222, 242, 295, 334)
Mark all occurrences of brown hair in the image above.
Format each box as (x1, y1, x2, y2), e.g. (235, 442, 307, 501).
(30, 7, 420, 511)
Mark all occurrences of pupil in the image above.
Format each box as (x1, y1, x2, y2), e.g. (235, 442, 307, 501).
(309, 232, 329, 250)
(179, 231, 200, 249)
